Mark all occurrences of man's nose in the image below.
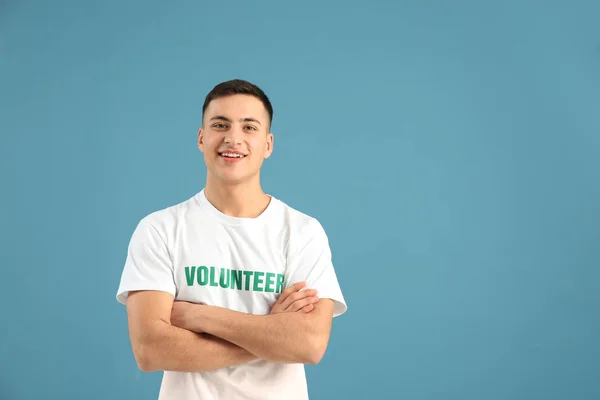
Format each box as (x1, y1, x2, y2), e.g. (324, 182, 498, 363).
(224, 125, 243, 144)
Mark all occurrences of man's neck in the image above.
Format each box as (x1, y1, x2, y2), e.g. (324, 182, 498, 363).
(203, 178, 271, 219)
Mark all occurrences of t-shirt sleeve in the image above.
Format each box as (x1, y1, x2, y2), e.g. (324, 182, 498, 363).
(284, 219, 347, 317)
(115, 218, 177, 305)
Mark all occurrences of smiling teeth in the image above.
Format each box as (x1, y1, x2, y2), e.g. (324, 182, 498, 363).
(222, 153, 244, 158)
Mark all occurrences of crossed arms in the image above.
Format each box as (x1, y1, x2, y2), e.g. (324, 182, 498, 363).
(125, 282, 335, 373)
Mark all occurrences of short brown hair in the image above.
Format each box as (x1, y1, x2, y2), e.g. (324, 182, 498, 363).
(202, 79, 274, 126)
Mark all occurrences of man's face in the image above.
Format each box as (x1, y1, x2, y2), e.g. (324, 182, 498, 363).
(198, 94, 274, 185)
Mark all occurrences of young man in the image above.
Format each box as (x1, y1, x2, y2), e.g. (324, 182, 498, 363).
(116, 79, 347, 400)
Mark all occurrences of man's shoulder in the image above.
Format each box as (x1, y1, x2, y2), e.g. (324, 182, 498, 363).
(135, 192, 202, 231)
(271, 196, 327, 238)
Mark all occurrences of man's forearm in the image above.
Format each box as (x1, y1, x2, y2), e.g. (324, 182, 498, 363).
(135, 319, 257, 373)
(188, 302, 333, 364)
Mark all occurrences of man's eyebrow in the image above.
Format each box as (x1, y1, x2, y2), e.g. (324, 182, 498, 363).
(209, 116, 262, 125)
(242, 118, 262, 126)
(209, 115, 232, 122)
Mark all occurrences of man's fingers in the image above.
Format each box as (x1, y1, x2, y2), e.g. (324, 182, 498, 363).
(287, 296, 319, 312)
(301, 304, 314, 313)
(270, 281, 319, 315)
(277, 281, 307, 304)
(280, 290, 318, 310)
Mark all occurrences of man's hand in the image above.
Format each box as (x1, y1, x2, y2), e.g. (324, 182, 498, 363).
(126, 291, 257, 373)
(170, 282, 318, 331)
(171, 300, 202, 332)
(168, 282, 331, 364)
(171, 282, 318, 330)
(270, 281, 319, 314)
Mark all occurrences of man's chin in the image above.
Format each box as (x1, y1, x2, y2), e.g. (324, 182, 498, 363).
(213, 172, 253, 185)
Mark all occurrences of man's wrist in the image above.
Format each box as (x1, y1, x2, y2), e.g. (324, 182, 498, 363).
(189, 304, 209, 332)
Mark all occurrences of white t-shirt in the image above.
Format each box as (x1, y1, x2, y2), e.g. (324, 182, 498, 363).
(116, 189, 347, 400)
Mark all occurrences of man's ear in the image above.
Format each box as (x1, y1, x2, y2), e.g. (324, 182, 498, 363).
(264, 132, 274, 159)
(198, 127, 204, 153)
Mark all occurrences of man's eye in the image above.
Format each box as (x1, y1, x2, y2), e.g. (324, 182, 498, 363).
(213, 123, 227, 129)
(245, 125, 257, 131)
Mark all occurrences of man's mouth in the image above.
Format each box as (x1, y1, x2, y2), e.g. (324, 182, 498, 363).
(219, 152, 246, 159)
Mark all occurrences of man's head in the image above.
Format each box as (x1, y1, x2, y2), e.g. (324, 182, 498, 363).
(198, 79, 274, 185)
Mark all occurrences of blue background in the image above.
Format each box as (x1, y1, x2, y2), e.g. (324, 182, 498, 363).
(1, 1, 599, 399)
